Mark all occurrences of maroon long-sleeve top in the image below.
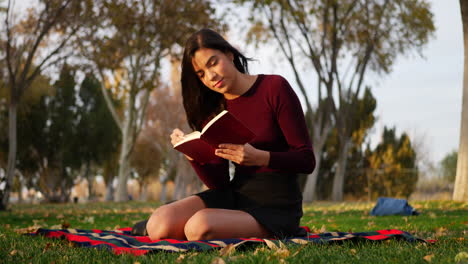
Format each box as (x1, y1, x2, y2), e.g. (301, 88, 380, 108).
(190, 74, 315, 189)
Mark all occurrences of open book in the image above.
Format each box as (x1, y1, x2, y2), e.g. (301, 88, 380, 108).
(174, 110, 256, 163)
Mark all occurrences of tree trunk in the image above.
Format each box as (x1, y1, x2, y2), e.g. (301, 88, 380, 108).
(302, 139, 324, 202)
(105, 182, 114, 201)
(159, 170, 168, 203)
(114, 94, 136, 201)
(84, 161, 94, 201)
(302, 116, 332, 202)
(1, 99, 18, 210)
(331, 139, 352, 201)
(454, 0, 468, 201)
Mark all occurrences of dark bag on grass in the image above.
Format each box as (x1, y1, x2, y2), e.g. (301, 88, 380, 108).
(370, 197, 419, 216)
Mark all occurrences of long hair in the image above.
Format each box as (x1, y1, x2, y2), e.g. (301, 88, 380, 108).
(181, 28, 251, 131)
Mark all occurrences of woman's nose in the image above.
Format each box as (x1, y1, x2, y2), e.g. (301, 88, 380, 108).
(206, 69, 217, 81)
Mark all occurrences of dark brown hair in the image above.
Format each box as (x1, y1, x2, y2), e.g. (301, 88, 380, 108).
(181, 28, 251, 131)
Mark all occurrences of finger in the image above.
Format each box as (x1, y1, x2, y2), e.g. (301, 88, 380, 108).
(215, 148, 241, 156)
(215, 151, 239, 164)
(218, 143, 242, 150)
(173, 128, 184, 137)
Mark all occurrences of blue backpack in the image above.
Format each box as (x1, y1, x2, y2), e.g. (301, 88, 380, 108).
(370, 197, 419, 216)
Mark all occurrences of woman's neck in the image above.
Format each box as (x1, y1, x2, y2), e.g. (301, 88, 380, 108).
(224, 73, 257, 100)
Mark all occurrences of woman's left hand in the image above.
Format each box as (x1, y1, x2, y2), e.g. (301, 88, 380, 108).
(215, 143, 270, 166)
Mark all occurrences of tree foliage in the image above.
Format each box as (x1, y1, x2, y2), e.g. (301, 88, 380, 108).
(237, 0, 435, 201)
(441, 151, 458, 182)
(76, 0, 225, 201)
(366, 127, 418, 199)
(0, 0, 91, 209)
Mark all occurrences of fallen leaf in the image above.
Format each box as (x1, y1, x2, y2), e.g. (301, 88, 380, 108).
(62, 222, 70, 229)
(320, 225, 327, 233)
(274, 248, 290, 258)
(434, 227, 447, 237)
(423, 254, 434, 262)
(10, 250, 17, 256)
(42, 243, 52, 253)
(253, 247, 267, 255)
(227, 255, 245, 262)
(84, 216, 95, 224)
(176, 254, 185, 263)
(210, 257, 226, 264)
(219, 244, 236, 256)
(350, 249, 357, 255)
(291, 245, 306, 257)
(455, 252, 468, 263)
(49, 224, 62, 229)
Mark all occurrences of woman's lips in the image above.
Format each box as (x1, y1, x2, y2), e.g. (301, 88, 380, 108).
(214, 78, 224, 88)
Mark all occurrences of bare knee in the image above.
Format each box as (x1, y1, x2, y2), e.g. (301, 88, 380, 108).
(184, 210, 213, 241)
(146, 205, 179, 240)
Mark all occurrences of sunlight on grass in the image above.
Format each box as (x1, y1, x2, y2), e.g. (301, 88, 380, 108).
(0, 200, 466, 264)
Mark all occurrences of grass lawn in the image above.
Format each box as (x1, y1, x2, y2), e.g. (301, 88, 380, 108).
(0, 200, 466, 263)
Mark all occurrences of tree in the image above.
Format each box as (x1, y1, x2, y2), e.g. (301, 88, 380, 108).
(441, 151, 457, 182)
(77, 0, 224, 202)
(316, 87, 376, 200)
(239, 0, 435, 201)
(76, 74, 121, 201)
(454, 0, 468, 201)
(366, 127, 418, 199)
(0, 0, 89, 210)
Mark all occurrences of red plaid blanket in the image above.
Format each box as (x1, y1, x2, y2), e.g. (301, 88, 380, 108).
(32, 228, 429, 256)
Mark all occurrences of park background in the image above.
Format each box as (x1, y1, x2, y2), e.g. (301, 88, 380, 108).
(0, 0, 466, 208)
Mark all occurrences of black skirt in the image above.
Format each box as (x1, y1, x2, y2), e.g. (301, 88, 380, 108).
(195, 171, 306, 239)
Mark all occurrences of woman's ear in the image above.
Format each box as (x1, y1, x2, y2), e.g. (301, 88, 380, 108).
(225, 51, 234, 61)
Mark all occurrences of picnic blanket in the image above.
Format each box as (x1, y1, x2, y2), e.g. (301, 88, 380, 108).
(32, 227, 430, 256)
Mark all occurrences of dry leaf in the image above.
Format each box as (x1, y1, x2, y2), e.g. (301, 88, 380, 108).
(455, 252, 468, 263)
(254, 247, 267, 255)
(320, 225, 327, 233)
(42, 243, 52, 253)
(368, 221, 375, 227)
(49, 224, 62, 229)
(61, 222, 70, 229)
(350, 249, 357, 255)
(291, 245, 306, 257)
(274, 248, 290, 258)
(10, 249, 17, 256)
(423, 254, 434, 262)
(227, 255, 245, 262)
(84, 216, 95, 224)
(210, 257, 226, 264)
(435, 227, 447, 237)
(219, 244, 236, 256)
(176, 254, 185, 263)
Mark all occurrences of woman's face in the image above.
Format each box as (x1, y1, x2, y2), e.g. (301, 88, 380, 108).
(191, 48, 238, 95)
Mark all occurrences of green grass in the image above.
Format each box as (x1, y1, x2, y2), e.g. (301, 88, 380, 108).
(0, 201, 466, 263)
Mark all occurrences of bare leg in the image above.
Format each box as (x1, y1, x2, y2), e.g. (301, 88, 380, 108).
(146, 195, 206, 240)
(184, 208, 271, 241)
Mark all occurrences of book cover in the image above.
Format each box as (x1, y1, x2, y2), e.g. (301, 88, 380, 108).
(174, 111, 256, 163)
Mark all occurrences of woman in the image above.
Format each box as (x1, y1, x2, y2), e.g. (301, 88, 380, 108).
(145, 28, 315, 241)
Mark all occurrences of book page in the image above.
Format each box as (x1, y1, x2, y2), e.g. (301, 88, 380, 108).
(201, 110, 228, 134)
(173, 131, 202, 148)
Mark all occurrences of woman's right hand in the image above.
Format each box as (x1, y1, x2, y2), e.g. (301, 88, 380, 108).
(170, 128, 194, 161)
(170, 128, 186, 146)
